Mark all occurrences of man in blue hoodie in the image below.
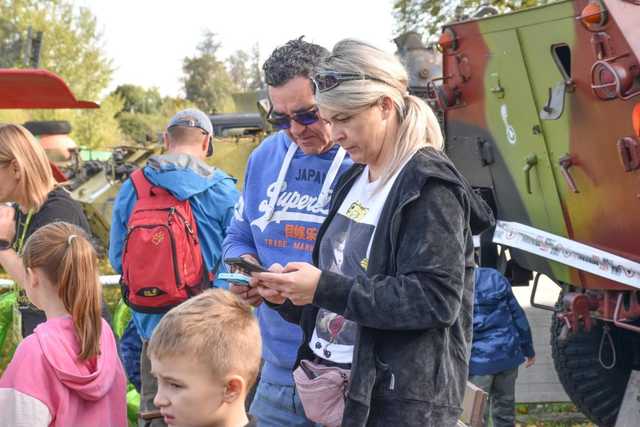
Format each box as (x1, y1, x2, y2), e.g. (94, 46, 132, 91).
(222, 38, 352, 427)
(109, 108, 239, 427)
(469, 267, 536, 427)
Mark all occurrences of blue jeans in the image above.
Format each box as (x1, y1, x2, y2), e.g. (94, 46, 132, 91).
(249, 379, 317, 427)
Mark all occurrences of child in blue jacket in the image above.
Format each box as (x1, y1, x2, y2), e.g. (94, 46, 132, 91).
(469, 267, 536, 427)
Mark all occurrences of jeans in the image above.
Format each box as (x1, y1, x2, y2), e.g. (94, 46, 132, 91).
(249, 379, 318, 427)
(469, 367, 519, 427)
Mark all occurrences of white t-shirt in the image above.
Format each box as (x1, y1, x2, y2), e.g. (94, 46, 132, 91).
(312, 164, 405, 364)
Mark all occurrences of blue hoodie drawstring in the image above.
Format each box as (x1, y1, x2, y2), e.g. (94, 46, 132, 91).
(265, 140, 346, 221)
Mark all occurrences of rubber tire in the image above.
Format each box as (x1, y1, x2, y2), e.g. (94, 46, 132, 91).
(551, 303, 633, 427)
(23, 120, 71, 136)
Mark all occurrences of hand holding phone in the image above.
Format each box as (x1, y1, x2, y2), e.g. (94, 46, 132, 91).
(224, 257, 268, 274)
(218, 272, 251, 286)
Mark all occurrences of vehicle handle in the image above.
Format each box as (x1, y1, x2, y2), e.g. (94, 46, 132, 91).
(523, 154, 538, 194)
(559, 154, 579, 193)
(617, 137, 640, 172)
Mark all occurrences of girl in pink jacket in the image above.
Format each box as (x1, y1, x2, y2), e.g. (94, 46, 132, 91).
(0, 222, 127, 427)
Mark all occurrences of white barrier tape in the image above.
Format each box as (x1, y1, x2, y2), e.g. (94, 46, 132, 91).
(0, 275, 121, 289)
(493, 220, 640, 289)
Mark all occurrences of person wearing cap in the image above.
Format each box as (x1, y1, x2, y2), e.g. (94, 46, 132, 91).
(109, 108, 239, 427)
(222, 38, 353, 427)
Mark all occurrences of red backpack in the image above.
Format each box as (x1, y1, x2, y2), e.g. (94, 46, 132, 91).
(120, 169, 209, 313)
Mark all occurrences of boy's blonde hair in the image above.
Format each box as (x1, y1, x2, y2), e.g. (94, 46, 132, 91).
(0, 124, 56, 211)
(148, 289, 261, 389)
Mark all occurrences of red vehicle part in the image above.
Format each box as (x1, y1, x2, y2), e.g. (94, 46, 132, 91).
(0, 68, 98, 182)
(0, 69, 98, 109)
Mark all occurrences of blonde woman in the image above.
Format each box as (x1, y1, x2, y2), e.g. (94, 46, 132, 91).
(0, 124, 92, 338)
(256, 39, 494, 426)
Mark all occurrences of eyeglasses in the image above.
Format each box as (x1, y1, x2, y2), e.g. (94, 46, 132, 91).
(266, 107, 322, 130)
(313, 71, 388, 93)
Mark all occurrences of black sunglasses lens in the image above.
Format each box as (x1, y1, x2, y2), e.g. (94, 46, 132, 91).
(315, 75, 339, 92)
(267, 116, 291, 130)
(293, 110, 320, 126)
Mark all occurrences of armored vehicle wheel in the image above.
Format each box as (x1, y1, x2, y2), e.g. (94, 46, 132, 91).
(23, 120, 71, 135)
(551, 303, 634, 427)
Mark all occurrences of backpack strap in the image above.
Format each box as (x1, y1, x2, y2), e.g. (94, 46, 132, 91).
(130, 169, 169, 199)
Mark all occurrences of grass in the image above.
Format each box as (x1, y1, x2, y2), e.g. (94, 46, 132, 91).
(515, 403, 594, 426)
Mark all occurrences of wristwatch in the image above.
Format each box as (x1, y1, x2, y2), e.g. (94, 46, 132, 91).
(0, 239, 12, 251)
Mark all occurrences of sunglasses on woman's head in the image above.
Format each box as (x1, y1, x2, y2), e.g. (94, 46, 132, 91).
(267, 107, 322, 130)
(313, 71, 388, 93)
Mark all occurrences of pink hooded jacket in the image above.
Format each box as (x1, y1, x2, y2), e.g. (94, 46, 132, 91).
(0, 316, 127, 427)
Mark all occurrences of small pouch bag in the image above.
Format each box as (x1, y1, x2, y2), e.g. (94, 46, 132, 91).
(293, 359, 351, 427)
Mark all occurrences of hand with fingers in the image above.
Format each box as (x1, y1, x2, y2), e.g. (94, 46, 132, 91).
(227, 254, 263, 307)
(257, 263, 287, 305)
(256, 262, 321, 306)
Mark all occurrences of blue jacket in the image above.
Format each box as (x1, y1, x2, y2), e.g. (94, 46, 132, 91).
(109, 153, 239, 339)
(469, 267, 535, 376)
(222, 131, 352, 386)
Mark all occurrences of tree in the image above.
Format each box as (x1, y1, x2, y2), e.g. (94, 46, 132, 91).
(227, 50, 251, 92)
(182, 31, 235, 113)
(113, 84, 163, 115)
(0, 0, 113, 100)
(0, 0, 120, 149)
(71, 93, 124, 149)
(248, 43, 264, 91)
(393, 0, 558, 42)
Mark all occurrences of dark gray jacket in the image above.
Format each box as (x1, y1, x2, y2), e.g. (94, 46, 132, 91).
(274, 147, 494, 426)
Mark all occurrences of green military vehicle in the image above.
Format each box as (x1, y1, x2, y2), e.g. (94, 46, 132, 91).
(406, 1, 640, 425)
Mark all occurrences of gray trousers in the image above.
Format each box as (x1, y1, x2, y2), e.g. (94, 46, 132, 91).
(139, 340, 166, 427)
(469, 367, 518, 427)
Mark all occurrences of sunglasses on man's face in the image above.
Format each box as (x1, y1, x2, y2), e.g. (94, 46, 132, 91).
(313, 72, 387, 93)
(267, 107, 321, 130)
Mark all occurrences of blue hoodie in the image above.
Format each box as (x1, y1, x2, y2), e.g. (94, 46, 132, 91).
(223, 131, 352, 386)
(470, 268, 536, 376)
(109, 153, 239, 339)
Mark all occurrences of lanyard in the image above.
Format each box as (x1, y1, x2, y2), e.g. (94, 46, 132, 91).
(14, 210, 33, 255)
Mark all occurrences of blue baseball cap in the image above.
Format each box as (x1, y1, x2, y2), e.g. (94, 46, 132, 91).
(166, 108, 213, 135)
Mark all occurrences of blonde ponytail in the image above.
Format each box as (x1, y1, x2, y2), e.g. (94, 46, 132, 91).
(23, 222, 102, 360)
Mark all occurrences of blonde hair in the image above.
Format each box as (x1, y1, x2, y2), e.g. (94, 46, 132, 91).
(0, 124, 56, 211)
(316, 39, 443, 185)
(22, 222, 102, 360)
(148, 289, 261, 389)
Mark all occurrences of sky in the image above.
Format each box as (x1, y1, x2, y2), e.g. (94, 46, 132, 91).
(78, 0, 399, 98)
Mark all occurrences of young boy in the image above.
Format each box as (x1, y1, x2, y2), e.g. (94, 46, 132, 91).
(469, 267, 536, 427)
(148, 289, 261, 427)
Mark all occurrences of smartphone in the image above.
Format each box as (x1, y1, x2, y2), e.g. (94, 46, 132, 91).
(224, 257, 268, 274)
(217, 272, 251, 286)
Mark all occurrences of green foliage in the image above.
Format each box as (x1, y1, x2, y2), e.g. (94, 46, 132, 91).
(115, 96, 197, 144)
(248, 43, 264, 91)
(116, 112, 154, 144)
(183, 31, 235, 114)
(0, 0, 113, 100)
(0, 94, 124, 150)
(393, 0, 558, 42)
(228, 50, 251, 92)
(113, 84, 163, 115)
(0, 0, 120, 149)
(71, 94, 124, 149)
